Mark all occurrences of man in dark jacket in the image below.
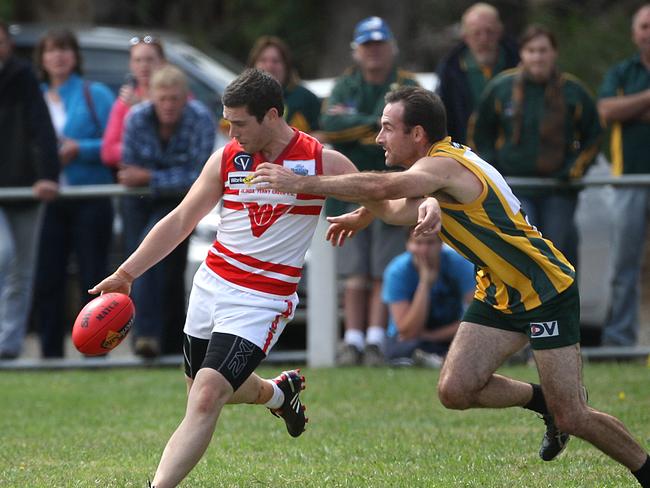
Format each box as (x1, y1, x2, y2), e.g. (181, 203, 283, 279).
(0, 20, 59, 359)
(436, 3, 519, 144)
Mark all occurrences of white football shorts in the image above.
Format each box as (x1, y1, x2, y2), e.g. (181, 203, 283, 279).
(183, 262, 298, 354)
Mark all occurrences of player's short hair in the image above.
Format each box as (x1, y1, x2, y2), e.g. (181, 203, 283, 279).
(222, 68, 285, 123)
(385, 86, 447, 144)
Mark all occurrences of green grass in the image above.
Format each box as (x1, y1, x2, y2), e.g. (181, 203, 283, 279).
(1, 363, 649, 487)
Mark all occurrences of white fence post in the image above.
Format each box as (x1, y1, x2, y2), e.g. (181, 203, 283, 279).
(306, 215, 338, 367)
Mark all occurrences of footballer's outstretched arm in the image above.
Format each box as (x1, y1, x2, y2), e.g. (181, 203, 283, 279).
(255, 149, 445, 223)
(253, 151, 448, 202)
(320, 149, 441, 222)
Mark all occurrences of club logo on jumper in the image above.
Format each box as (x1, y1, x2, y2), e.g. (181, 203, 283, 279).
(244, 202, 291, 237)
(234, 152, 254, 171)
(530, 321, 559, 338)
(227, 339, 255, 377)
(283, 159, 315, 176)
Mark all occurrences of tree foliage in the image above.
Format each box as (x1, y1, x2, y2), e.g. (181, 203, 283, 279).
(0, 0, 645, 82)
(529, 1, 639, 92)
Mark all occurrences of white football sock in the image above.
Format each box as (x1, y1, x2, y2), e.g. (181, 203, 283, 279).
(344, 329, 365, 350)
(264, 380, 284, 409)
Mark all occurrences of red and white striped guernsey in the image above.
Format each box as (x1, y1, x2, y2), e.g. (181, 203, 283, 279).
(205, 129, 325, 298)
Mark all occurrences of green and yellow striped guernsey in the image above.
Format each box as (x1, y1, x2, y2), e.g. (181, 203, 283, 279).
(429, 137, 575, 313)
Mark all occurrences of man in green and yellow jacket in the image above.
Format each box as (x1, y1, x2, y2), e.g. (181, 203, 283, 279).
(470, 25, 601, 268)
(320, 16, 419, 366)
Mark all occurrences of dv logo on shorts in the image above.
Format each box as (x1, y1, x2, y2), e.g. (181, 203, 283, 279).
(234, 152, 254, 171)
(244, 202, 291, 237)
(530, 321, 559, 338)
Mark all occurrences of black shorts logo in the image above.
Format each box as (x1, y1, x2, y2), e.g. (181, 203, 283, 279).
(227, 339, 255, 377)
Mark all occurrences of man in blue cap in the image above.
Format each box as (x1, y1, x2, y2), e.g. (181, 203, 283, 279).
(321, 16, 419, 366)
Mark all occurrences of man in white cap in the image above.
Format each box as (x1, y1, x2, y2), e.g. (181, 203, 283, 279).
(321, 17, 420, 366)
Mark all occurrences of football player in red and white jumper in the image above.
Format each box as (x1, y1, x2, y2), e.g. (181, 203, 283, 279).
(90, 68, 440, 488)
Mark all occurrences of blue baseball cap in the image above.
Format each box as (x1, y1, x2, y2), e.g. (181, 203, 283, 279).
(352, 16, 394, 46)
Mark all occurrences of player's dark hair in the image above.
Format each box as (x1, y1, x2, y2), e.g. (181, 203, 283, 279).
(222, 68, 284, 123)
(385, 86, 447, 144)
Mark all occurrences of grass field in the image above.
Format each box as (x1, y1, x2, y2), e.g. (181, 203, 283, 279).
(1, 362, 649, 487)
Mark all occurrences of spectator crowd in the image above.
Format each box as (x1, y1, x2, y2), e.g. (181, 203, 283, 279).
(1, 2, 650, 363)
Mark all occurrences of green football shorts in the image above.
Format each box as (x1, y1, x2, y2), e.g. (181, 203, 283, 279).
(462, 282, 580, 350)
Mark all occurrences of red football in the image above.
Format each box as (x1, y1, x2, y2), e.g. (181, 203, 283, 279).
(72, 293, 135, 356)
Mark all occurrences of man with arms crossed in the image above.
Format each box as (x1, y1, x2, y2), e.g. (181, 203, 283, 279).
(90, 70, 438, 488)
(253, 86, 650, 486)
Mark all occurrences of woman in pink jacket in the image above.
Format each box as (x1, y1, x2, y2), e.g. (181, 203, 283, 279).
(101, 35, 166, 167)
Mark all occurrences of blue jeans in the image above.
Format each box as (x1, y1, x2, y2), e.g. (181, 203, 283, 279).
(121, 196, 188, 352)
(604, 187, 650, 346)
(33, 198, 113, 357)
(519, 193, 579, 267)
(0, 204, 44, 356)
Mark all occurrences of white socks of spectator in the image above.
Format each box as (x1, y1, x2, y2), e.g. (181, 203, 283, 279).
(344, 326, 385, 351)
(366, 326, 385, 348)
(264, 380, 284, 409)
(344, 329, 365, 351)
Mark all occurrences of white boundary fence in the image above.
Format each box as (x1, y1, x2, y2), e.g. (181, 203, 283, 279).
(3, 170, 650, 368)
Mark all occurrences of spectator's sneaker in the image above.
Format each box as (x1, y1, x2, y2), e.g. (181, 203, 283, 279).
(134, 337, 160, 359)
(412, 349, 444, 369)
(269, 369, 307, 437)
(337, 344, 363, 366)
(539, 386, 588, 461)
(363, 344, 385, 367)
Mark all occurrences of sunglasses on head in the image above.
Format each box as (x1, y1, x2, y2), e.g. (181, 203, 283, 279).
(129, 35, 159, 46)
